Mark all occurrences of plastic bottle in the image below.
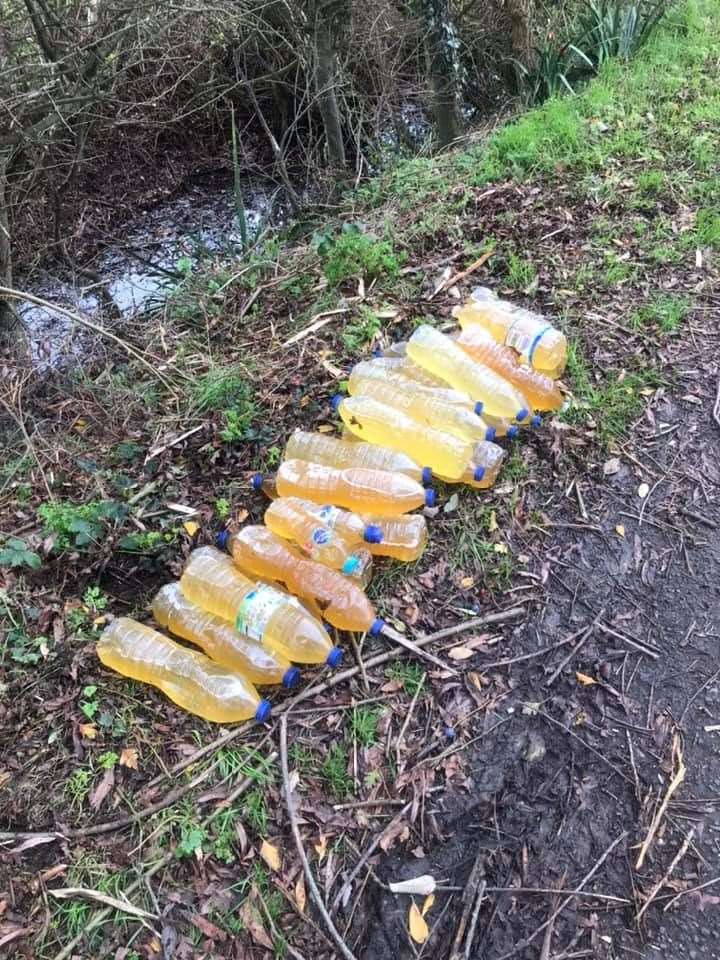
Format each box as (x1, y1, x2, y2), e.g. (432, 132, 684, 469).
(346, 374, 496, 443)
(453, 326, 563, 411)
(97, 618, 271, 724)
(406, 325, 530, 422)
(152, 582, 300, 688)
(436, 441, 507, 489)
(180, 546, 340, 665)
(268, 458, 434, 516)
(336, 395, 472, 481)
(264, 497, 376, 578)
(456, 287, 567, 379)
(361, 513, 427, 562)
(221, 527, 384, 635)
(285, 429, 428, 486)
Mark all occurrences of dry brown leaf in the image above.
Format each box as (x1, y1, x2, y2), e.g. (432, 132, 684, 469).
(459, 576, 475, 589)
(119, 747, 139, 770)
(468, 672, 484, 690)
(408, 902, 429, 944)
(89, 767, 115, 810)
(317, 424, 335, 433)
(238, 900, 273, 949)
(78, 723, 97, 740)
(448, 646, 475, 661)
(189, 914, 227, 942)
(576, 672, 597, 686)
(295, 874, 306, 914)
(422, 893, 435, 916)
(183, 520, 199, 537)
(260, 840, 281, 872)
(603, 457, 621, 476)
(236, 508, 249, 523)
(314, 834, 327, 862)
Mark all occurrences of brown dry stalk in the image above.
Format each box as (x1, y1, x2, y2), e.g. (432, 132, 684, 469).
(635, 734, 686, 871)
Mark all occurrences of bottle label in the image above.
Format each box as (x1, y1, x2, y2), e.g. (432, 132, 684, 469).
(236, 585, 286, 642)
(318, 505, 341, 528)
(305, 524, 334, 556)
(505, 314, 550, 363)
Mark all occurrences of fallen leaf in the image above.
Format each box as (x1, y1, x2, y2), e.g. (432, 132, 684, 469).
(448, 646, 475, 661)
(260, 840, 281, 872)
(119, 747, 139, 770)
(493, 543, 508, 554)
(73, 417, 88, 433)
(422, 893, 435, 916)
(295, 874, 306, 914)
(408, 902, 429, 944)
(576, 672, 597, 686)
(238, 900, 273, 949)
(444, 493, 460, 514)
(317, 423, 335, 433)
(468, 672, 484, 690)
(459, 576, 474, 589)
(488, 509, 498, 533)
(89, 767, 115, 810)
(183, 521, 199, 537)
(189, 914, 227, 942)
(638, 483, 650, 499)
(388, 876, 436, 896)
(236, 508, 249, 523)
(314, 834, 327, 862)
(78, 723, 97, 740)
(603, 457, 621, 476)
(615, 524, 625, 538)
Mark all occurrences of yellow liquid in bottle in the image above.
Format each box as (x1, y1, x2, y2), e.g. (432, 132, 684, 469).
(456, 287, 567, 379)
(97, 618, 269, 724)
(180, 547, 336, 664)
(152, 582, 298, 687)
(224, 528, 379, 634)
(436, 441, 507, 489)
(361, 513, 427, 562)
(353, 360, 472, 407)
(348, 374, 495, 444)
(453, 326, 562, 411)
(407, 325, 531, 421)
(277, 459, 433, 516)
(285, 429, 424, 483)
(338, 395, 471, 480)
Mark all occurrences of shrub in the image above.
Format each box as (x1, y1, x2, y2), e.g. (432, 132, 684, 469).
(316, 224, 402, 286)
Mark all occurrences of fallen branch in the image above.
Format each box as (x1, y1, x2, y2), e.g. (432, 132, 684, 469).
(429, 248, 494, 300)
(635, 734, 685, 870)
(449, 845, 486, 960)
(662, 873, 720, 911)
(545, 607, 606, 687)
(280, 716, 358, 960)
(381, 623, 456, 674)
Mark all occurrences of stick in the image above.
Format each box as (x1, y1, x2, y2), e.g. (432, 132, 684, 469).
(449, 846, 485, 960)
(662, 873, 720, 911)
(493, 833, 628, 960)
(597, 623, 660, 659)
(283, 308, 351, 347)
(545, 608, 606, 686)
(637, 829, 694, 921)
(713, 374, 720, 429)
(279, 716, 358, 960)
(0, 286, 178, 391)
(146, 606, 526, 787)
(540, 712, 633, 784)
(635, 735, 685, 870)
(48, 888, 157, 921)
(381, 624, 455, 674)
(429, 249, 494, 300)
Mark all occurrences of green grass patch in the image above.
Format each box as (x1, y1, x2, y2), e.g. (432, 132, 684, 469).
(349, 707, 380, 747)
(629, 295, 690, 333)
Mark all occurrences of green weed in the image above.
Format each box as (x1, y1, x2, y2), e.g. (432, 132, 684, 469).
(630, 295, 690, 333)
(321, 743, 352, 799)
(214, 497, 230, 518)
(340, 307, 382, 354)
(65, 769, 92, 809)
(0, 537, 40, 570)
(384, 662, 425, 696)
(79, 685, 99, 720)
(696, 207, 720, 247)
(316, 224, 402, 286)
(636, 169, 664, 194)
(242, 788, 268, 834)
(38, 500, 127, 551)
(506, 253, 537, 290)
(118, 529, 177, 553)
(349, 707, 380, 747)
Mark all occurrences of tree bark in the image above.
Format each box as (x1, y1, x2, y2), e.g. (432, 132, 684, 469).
(311, 0, 346, 168)
(506, 0, 535, 70)
(0, 160, 24, 348)
(420, 0, 464, 147)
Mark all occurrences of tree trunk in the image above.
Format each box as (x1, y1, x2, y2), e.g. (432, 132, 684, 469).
(0, 160, 21, 346)
(507, 0, 535, 70)
(311, 1, 346, 168)
(420, 0, 464, 147)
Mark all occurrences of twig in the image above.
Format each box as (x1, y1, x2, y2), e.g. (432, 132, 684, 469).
(449, 846, 485, 960)
(279, 716, 358, 960)
(662, 873, 720, 911)
(545, 608, 605, 686)
(283, 308, 352, 347)
(396, 672, 426, 770)
(463, 881, 486, 960)
(493, 833, 628, 960)
(635, 734, 685, 870)
(429, 248, 494, 300)
(0, 286, 179, 391)
(146, 424, 204, 461)
(145, 606, 526, 787)
(637, 829, 694, 921)
(597, 623, 660, 660)
(381, 623, 455, 674)
(540, 712, 632, 784)
(680, 667, 720, 726)
(48, 888, 157, 921)
(713, 373, 720, 428)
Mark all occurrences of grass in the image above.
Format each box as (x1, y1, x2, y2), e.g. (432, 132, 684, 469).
(192, 366, 257, 442)
(630, 295, 690, 333)
(349, 706, 380, 747)
(384, 662, 425, 696)
(321, 743, 353, 798)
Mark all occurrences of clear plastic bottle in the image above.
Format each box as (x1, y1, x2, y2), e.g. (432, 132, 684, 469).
(361, 513, 427, 562)
(221, 527, 384, 635)
(263, 497, 376, 580)
(285, 429, 428, 486)
(436, 441, 507, 489)
(407, 325, 530, 422)
(346, 374, 496, 443)
(152, 582, 300, 688)
(271, 459, 435, 515)
(180, 546, 340, 666)
(336, 395, 472, 481)
(453, 326, 563, 411)
(97, 617, 271, 724)
(456, 287, 567, 379)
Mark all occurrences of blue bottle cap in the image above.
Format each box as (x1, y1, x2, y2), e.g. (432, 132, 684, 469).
(254, 699, 272, 723)
(425, 488, 436, 508)
(251, 473, 264, 491)
(421, 466, 432, 487)
(516, 407, 529, 422)
(444, 726, 456, 740)
(372, 347, 383, 358)
(369, 618, 385, 637)
(506, 425, 519, 440)
(341, 556, 359, 576)
(473, 466, 485, 482)
(282, 666, 301, 689)
(215, 530, 229, 549)
(486, 426, 496, 442)
(531, 414, 542, 428)
(330, 394, 342, 412)
(474, 401, 484, 415)
(326, 646, 343, 668)
(363, 524, 384, 544)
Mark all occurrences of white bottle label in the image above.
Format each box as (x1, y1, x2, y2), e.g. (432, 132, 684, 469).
(318, 505, 341, 528)
(236, 585, 287, 642)
(506, 315, 551, 364)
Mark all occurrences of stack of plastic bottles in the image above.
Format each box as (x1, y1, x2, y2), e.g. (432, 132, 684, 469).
(96, 287, 566, 724)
